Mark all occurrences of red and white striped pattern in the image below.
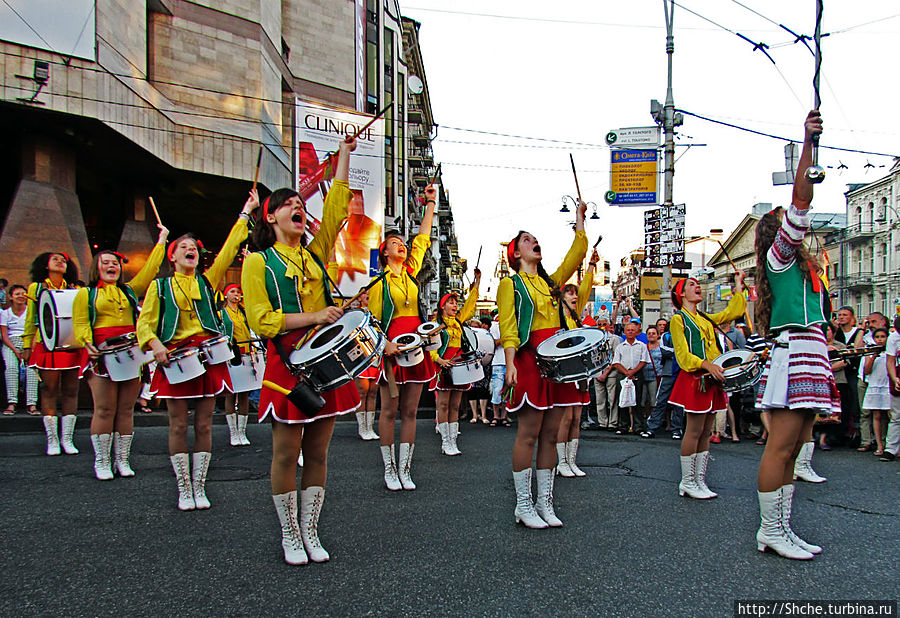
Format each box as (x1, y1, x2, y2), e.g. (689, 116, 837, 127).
(757, 328, 840, 413)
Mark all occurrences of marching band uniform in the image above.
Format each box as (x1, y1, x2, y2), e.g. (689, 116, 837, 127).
(23, 277, 90, 456)
(668, 284, 746, 499)
(242, 178, 358, 565)
(367, 231, 436, 489)
(220, 292, 253, 446)
(498, 230, 586, 528)
(72, 242, 165, 479)
(136, 217, 248, 510)
(430, 286, 478, 455)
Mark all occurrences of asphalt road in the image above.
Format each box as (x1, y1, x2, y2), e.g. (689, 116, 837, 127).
(1, 418, 897, 617)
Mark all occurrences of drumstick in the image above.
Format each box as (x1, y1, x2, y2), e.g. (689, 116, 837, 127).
(569, 153, 583, 203)
(296, 271, 391, 348)
(593, 234, 603, 250)
(148, 196, 163, 227)
(347, 101, 392, 142)
(251, 146, 263, 192)
(715, 239, 755, 331)
(429, 163, 442, 187)
(474, 246, 482, 271)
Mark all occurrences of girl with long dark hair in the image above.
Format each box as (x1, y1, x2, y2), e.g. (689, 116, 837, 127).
(753, 110, 837, 560)
(73, 225, 168, 479)
(497, 201, 587, 528)
(24, 252, 89, 455)
(136, 192, 258, 511)
(242, 137, 358, 565)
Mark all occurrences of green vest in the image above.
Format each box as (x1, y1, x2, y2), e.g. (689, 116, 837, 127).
(767, 261, 826, 332)
(87, 284, 139, 326)
(380, 269, 423, 331)
(262, 246, 333, 314)
(155, 275, 223, 343)
(511, 274, 536, 349)
(677, 309, 712, 361)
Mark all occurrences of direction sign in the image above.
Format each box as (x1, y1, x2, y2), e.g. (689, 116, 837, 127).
(609, 149, 659, 206)
(606, 126, 661, 148)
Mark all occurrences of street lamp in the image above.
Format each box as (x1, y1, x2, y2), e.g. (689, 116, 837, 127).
(560, 195, 578, 213)
(585, 201, 600, 220)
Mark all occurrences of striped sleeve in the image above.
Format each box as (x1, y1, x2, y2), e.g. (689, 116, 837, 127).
(767, 205, 809, 270)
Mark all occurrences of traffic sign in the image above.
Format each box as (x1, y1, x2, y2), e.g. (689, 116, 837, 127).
(606, 126, 661, 148)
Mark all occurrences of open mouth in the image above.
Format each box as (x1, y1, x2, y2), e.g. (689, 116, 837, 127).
(533, 244, 542, 254)
(184, 252, 197, 261)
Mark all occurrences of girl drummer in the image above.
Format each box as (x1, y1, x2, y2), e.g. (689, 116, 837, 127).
(23, 252, 89, 456)
(242, 137, 358, 566)
(367, 185, 439, 491)
(555, 249, 599, 478)
(136, 191, 258, 511)
(430, 272, 481, 456)
(73, 225, 168, 480)
(497, 200, 587, 529)
(220, 283, 254, 447)
(668, 272, 746, 500)
(350, 291, 380, 441)
(753, 110, 836, 560)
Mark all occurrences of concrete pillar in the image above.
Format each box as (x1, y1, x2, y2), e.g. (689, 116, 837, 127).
(0, 136, 91, 285)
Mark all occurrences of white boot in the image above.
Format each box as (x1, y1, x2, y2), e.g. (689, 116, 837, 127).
(781, 485, 822, 554)
(365, 411, 379, 440)
(114, 432, 135, 477)
(534, 468, 563, 527)
(191, 452, 211, 509)
(756, 489, 813, 559)
(678, 454, 710, 499)
(447, 421, 462, 456)
(272, 491, 307, 565)
(567, 439, 586, 477)
(438, 422, 453, 456)
(225, 413, 240, 446)
(556, 442, 575, 477)
(793, 442, 827, 483)
(236, 414, 250, 446)
(695, 451, 718, 498)
(91, 433, 113, 481)
(398, 442, 416, 490)
(43, 415, 60, 456)
(299, 486, 329, 562)
(356, 412, 367, 440)
(513, 468, 548, 529)
(60, 415, 79, 454)
(170, 453, 195, 511)
(381, 444, 401, 491)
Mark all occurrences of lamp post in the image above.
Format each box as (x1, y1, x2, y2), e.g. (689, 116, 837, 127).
(560, 195, 578, 213)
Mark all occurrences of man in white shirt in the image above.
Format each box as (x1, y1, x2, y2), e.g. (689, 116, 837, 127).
(612, 321, 650, 435)
(880, 321, 900, 461)
(488, 312, 509, 426)
(594, 315, 620, 430)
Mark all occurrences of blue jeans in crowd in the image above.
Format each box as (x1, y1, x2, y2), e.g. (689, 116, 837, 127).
(490, 365, 506, 405)
(646, 372, 684, 434)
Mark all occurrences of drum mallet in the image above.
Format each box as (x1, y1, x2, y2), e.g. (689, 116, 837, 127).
(716, 239, 754, 331)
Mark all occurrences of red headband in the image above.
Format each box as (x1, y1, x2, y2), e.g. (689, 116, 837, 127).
(439, 292, 457, 308)
(262, 196, 271, 219)
(506, 238, 517, 267)
(223, 283, 241, 295)
(167, 238, 204, 261)
(99, 250, 128, 265)
(55, 252, 70, 262)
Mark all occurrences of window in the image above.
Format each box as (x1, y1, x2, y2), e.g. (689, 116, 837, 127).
(867, 202, 875, 226)
(880, 243, 888, 271)
(855, 205, 862, 226)
(365, 0, 379, 114)
(383, 28, 394, 218)
(879, 197, 888, 222)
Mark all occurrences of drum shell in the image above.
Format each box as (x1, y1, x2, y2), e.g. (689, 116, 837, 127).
(473, 329, 495, 357)
(200, 335, 234, 365)
(163, 348, 205, 384)
(714, 350, 763, 393)
(447, 359, 484, 385)
(38, 289, 79, 350)
(416, 322, 442, 351)
(103, 344, 153, 382)
(535, 328, 610, 383)
(227, 350, 266, 393)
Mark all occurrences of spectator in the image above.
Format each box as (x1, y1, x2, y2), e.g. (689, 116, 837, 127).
(1, 284, 39, 415)
(488, 311, 510, 427)
(642, 319, 683, 439)
(0, 279, 9, 309)
(594, 315, 620, 430)
(641, 325, 663, 432)
(466, 319, 491, 425)
(612, 321, 649, 435)
(746, 330, 770, 444)
(856, 312, 888, 451)
(863, 328, 891, 456)
(880, 316, 900, 461)
(834, 305, 864, 445)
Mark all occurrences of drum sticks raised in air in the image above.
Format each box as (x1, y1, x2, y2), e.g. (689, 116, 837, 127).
(569, 153, 583, 203)
(147, 196, 163, 227)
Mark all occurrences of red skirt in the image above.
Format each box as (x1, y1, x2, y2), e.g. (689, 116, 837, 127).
(149, 333, 232, 399)
(87, 326, 135, 379)
(259, 329, 360, 425)
(669, 370, 727, 414)
(29, 340, 88, 375)
(358, 365, 380, 380)
(430, 346, 471, 392)
(506, 328, 573, 412)
(555, 380, 591, 407)
(380, 315, 437, 385)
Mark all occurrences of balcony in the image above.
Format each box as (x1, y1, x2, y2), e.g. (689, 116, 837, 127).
(834, 270, 875, 290)
(407, 145, 433, 168)
(410, 125, 430, 147)
(841, 222, 879, 243)
(408, 103, 424, 124)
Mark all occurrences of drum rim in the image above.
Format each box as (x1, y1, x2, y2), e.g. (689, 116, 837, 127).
(536, 330, 604, 356)
(169, 347, 202, 361)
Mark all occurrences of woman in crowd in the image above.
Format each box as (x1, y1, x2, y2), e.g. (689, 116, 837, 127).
(242, 137, 359, 565)
(497, 200, 587, 529)
(430, 275, 480, 456)
(555, 250, 598, 478)
(863, 328, 891, 456)
(640, 324, 663, 432)
(1, 284, 39, 415)
(467, 319, 491, 426)
(220, 283, 253, 447)
(136, 191, 258, 511)
(24, 252, 89, 455)
(754, 110, 837, 560)
(668, 273, 746, 500)
(73, 225, 167, 479)
(367, 186, 438, 490)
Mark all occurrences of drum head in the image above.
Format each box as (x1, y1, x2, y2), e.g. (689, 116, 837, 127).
(38, 291, 58, 350)
(462, 326, 478, 352)
(537, 328, 605, 358)
(417, 322, 440, 335)
(393, 333, 422, 351)
(717, 350, 756, 375)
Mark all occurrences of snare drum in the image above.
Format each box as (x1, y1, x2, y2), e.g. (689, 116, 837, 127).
(711, 349, 762, 393)
(200, 334, 233, 365)
(288, 309, 386, 392)
(535, 328, 610, 383)
(391, 333, 424, 368)
(97, 333, 153, 382)
(447, 357, 484, 386)
(473, 328, 495, 358)
(38, 289, 79, 350)
(163, 347, 206, 384)
(227, 350, 266, 393)
(416, 322, 443, 351)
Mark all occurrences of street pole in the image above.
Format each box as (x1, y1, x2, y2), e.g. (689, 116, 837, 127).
(660, 0, 675, 317)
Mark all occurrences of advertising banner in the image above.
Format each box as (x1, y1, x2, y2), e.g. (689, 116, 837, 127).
(295, 99, 385, 296)
(608, 149, 659, 206)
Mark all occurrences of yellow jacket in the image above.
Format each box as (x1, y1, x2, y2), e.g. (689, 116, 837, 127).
(670, 293, 747, 372)
(431, 285, 479, 360)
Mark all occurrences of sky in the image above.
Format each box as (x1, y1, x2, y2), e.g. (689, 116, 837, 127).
(401, 1, 900, 297)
